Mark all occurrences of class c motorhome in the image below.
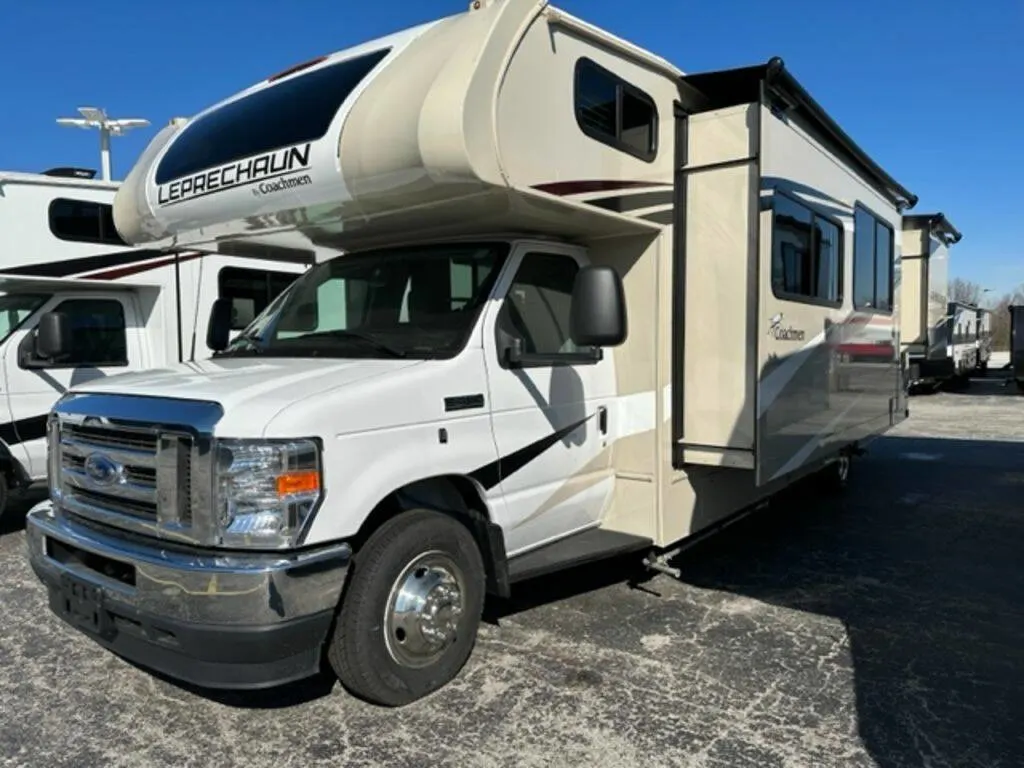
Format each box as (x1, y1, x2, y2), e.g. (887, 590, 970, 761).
(25, 0, 918, 707)
(0, 167, 310, 517)
(898, 212, 961, 392)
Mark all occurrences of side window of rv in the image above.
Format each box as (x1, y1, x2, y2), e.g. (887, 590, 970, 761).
(574, 58, 657, 161)
(48, 299, 128, 367)
(852, 207, 895, 313)
(48, 198, 128, 246)
(497, 253, 585, 359)
(770, 194, 842, 305)
(218, 267, 298, 329)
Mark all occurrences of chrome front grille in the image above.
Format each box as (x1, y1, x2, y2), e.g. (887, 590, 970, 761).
(49, 393, 224, 545)
(57, 422, 191, 527)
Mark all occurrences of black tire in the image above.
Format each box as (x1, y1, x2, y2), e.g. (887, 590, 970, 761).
(327, 508, 485, 707)
(0, 473, 8, 522)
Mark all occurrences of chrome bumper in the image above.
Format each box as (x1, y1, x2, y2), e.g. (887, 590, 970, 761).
(26, 500, 351, 625)
(25, 500, 352, 689)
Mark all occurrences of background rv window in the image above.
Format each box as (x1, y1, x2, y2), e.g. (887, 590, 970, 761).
(49, 298, 128, 367)
(853, 206, 895, 312)
(574, 58, 658, 161)
(0, 293, 50, 344)
(218, 267, 299, 330)
(48, 198, 128, 246)
(770, 193, 842, 306)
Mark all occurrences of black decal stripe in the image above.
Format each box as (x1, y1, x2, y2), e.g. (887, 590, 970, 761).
(532, 180, 671, 197)
(444, 394, 485, 413)
(586, 190, 675, 213)
(0, 248, 167, 279)
(639, 208, 674, 226)
(469, 414, 593, 491)
(0, 414, 49, 446)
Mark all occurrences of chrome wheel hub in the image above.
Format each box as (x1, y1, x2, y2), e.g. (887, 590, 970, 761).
(384, 551, 466, 668)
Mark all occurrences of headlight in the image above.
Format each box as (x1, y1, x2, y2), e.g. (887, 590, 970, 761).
(213, 438, 322, 548)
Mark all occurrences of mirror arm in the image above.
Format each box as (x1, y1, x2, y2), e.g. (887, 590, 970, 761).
(504, 347, 602, 367)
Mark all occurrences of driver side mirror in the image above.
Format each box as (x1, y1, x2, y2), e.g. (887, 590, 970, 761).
(570, 265, 627, 347)
(36, 311, 72, 360)
(207, 298, 232, 352)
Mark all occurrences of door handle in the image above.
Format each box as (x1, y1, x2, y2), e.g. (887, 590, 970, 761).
(598, 406, 607, 434)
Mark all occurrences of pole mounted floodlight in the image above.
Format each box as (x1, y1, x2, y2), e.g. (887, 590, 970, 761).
(56, 107, 151, 181)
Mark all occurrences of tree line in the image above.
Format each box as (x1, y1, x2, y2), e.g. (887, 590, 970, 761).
(949, 277, 1024, 351)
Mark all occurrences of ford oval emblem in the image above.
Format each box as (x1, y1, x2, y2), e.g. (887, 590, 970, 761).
(83, 453, 123, 487)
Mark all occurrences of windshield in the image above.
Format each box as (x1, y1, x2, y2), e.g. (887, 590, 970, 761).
(0, 293, 51, 344)
(219, 243, 509, 359)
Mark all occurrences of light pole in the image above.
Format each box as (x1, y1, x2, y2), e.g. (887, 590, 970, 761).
(56, 107, 151, 181)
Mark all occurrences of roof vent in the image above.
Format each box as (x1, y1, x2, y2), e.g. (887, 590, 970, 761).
(41, 167, 97, 179)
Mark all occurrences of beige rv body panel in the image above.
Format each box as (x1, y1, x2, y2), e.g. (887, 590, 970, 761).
(900, 224, 928, 350)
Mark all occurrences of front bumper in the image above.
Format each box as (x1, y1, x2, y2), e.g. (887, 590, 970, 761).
(25, 500, 351, 690)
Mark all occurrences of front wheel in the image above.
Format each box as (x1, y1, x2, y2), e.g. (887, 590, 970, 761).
(327, 508, 486, 707)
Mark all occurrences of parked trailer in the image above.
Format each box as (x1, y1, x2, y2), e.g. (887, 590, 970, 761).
(1010, 305, 1024, 392)
(0, 167, 310, 518)
(975, 306, 993, 373)
(899, 212, 960, 392)
(25, 0, 917, 706)
(947, 300, 979, 386)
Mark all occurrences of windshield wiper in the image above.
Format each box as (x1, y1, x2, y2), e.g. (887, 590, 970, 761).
(285, 329, 407, 358)
(215, 335, 263, 357)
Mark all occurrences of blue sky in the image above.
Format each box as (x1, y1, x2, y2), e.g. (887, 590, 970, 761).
(2, 0, 1021, 295)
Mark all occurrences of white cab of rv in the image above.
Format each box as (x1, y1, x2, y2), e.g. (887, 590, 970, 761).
(0, 167, 309, 516)
(25, 0, 918, 706)
(899, 212, 961, 392)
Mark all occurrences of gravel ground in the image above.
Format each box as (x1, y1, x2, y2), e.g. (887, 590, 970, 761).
(1, 371, 1022, 768)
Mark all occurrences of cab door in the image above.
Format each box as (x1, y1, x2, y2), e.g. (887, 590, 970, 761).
(480, 244, 617, 556)
(1, 292, 148, 481)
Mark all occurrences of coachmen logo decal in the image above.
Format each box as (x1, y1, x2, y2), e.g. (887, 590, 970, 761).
(157, 143, 313, 207)
(768, 312, 806, 342)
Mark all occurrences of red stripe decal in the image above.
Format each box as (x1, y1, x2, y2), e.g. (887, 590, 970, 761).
(84, 252, 203, 281)
(531, 180, 671, 197)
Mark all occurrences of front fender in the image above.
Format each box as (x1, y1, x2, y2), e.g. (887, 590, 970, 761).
(303, 410, 502, 545)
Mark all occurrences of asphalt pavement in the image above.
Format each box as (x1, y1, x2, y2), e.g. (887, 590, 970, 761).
(1, 370, 1022, 767)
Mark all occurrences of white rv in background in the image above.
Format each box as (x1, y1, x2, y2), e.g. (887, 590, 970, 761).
(26, 0, 917, 707)
(899, 212, 961, 392)
(946, 300, 979, 383)
(0, 167, 310, 516)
